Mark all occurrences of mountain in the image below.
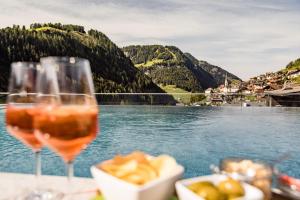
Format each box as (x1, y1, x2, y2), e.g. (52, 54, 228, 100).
(122, 45, 216, 92)
(122, 45, 241, 92)
(184, 53, 241, 86)
(0, 23, 167, 95)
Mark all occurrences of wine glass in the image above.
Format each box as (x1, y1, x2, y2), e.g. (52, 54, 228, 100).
(5, 62, 59, 199)
(35, 57, 99, 193)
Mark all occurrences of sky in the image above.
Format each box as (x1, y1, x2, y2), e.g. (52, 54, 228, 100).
(1, 0, 300, 80)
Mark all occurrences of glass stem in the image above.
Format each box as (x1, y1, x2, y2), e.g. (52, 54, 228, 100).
(67, 161, 74, 182)
(35, 150, 42, 178)
(35, 150, 42, 190)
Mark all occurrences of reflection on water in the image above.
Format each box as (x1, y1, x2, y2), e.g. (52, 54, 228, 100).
(0, 106, 299, 178)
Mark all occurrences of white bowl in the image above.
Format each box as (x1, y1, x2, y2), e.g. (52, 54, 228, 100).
(91, 159, 184, 200)
(176, 174, 264, 200)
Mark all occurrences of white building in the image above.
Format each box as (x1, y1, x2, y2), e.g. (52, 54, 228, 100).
(221, 74, 239, 94)
(205, 88, 213, 95)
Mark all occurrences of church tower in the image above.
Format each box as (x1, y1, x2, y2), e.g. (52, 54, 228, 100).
(224, 73, 229, 93)
(224, 73, 228, 89)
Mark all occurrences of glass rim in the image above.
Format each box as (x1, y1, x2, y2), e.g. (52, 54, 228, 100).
(218, 157, 273, 179)
(40, 56, 90, 65)
(220, 157, 272, 167)
(37, 92, 95, 97)
(11, 61, 40, 69)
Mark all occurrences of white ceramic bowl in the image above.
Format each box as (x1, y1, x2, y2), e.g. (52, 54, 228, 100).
(91, 159, 184, 200)
(176, 174, 264, 200)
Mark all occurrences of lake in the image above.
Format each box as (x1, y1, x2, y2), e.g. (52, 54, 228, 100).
(0, 106, 299, 178)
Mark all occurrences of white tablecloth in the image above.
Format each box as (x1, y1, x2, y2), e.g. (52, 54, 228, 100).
(0, 173, 98, 200)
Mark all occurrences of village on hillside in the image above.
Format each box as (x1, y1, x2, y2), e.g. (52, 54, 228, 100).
(204, 67, 300, 107)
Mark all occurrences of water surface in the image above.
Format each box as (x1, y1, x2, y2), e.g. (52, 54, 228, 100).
(0, 106, 299, 178)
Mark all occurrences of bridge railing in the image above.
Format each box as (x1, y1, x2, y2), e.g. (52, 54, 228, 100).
(2, 92, 300, 107)
(0, 92, 269, 106)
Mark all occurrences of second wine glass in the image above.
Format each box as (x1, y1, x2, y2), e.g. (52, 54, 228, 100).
(34, 57, 99, 193)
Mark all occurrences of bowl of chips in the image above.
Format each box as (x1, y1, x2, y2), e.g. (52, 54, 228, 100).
(91, 151, 184, 200)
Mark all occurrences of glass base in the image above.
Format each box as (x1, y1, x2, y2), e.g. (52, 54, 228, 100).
(17, 189, 64, 200)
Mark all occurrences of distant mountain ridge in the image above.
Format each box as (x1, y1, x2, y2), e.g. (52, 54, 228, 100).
(184, 53, 241, 86)
(122, 45, 241, 92)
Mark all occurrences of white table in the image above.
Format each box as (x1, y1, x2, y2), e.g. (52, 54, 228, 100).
(0, 173, 98, 200)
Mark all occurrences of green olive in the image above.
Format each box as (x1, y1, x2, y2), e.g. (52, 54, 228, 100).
(218, 178, 245, 198)
(196, 185, 225, 200)
(187, 181, 215, 192)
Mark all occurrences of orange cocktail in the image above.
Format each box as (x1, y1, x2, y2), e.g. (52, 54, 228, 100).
(6, 105, 42, 151)
(34, 105, 98, 162)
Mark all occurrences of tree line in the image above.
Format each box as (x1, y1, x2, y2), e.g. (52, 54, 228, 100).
(0, 23, 164, 94)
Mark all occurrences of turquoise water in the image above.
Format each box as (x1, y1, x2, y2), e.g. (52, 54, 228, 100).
(0, 106, 299, 178)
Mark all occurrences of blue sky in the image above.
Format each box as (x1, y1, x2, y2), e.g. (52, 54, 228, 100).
(1, 0, 300, 80)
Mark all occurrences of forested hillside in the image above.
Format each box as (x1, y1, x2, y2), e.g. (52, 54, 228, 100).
(285, 58, 300, 71)
(122, 45, 219, 92)
(0, 23, 165, 94)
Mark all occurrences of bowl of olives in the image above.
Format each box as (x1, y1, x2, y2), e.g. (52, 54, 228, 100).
(175, 174, 263, 200)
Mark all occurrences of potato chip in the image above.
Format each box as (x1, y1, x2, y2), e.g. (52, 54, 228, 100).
(100, 151, 178, 185)
(150, 155, 177, 177)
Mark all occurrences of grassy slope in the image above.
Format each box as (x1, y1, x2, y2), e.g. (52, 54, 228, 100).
(166, 47, 177, 59)
(287, 58, 300, 70)
(159, 84, 191, 104)
(34, 27, 64, 32)
(135, 58, 164, 68)
(34, 27, 98, 47)
(134, 47, 177, 69)
(281, 58, 300, 72)
(292, 76, 300, 84)
(279, 58, 300, 84)
(160, 84, 190, 93)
